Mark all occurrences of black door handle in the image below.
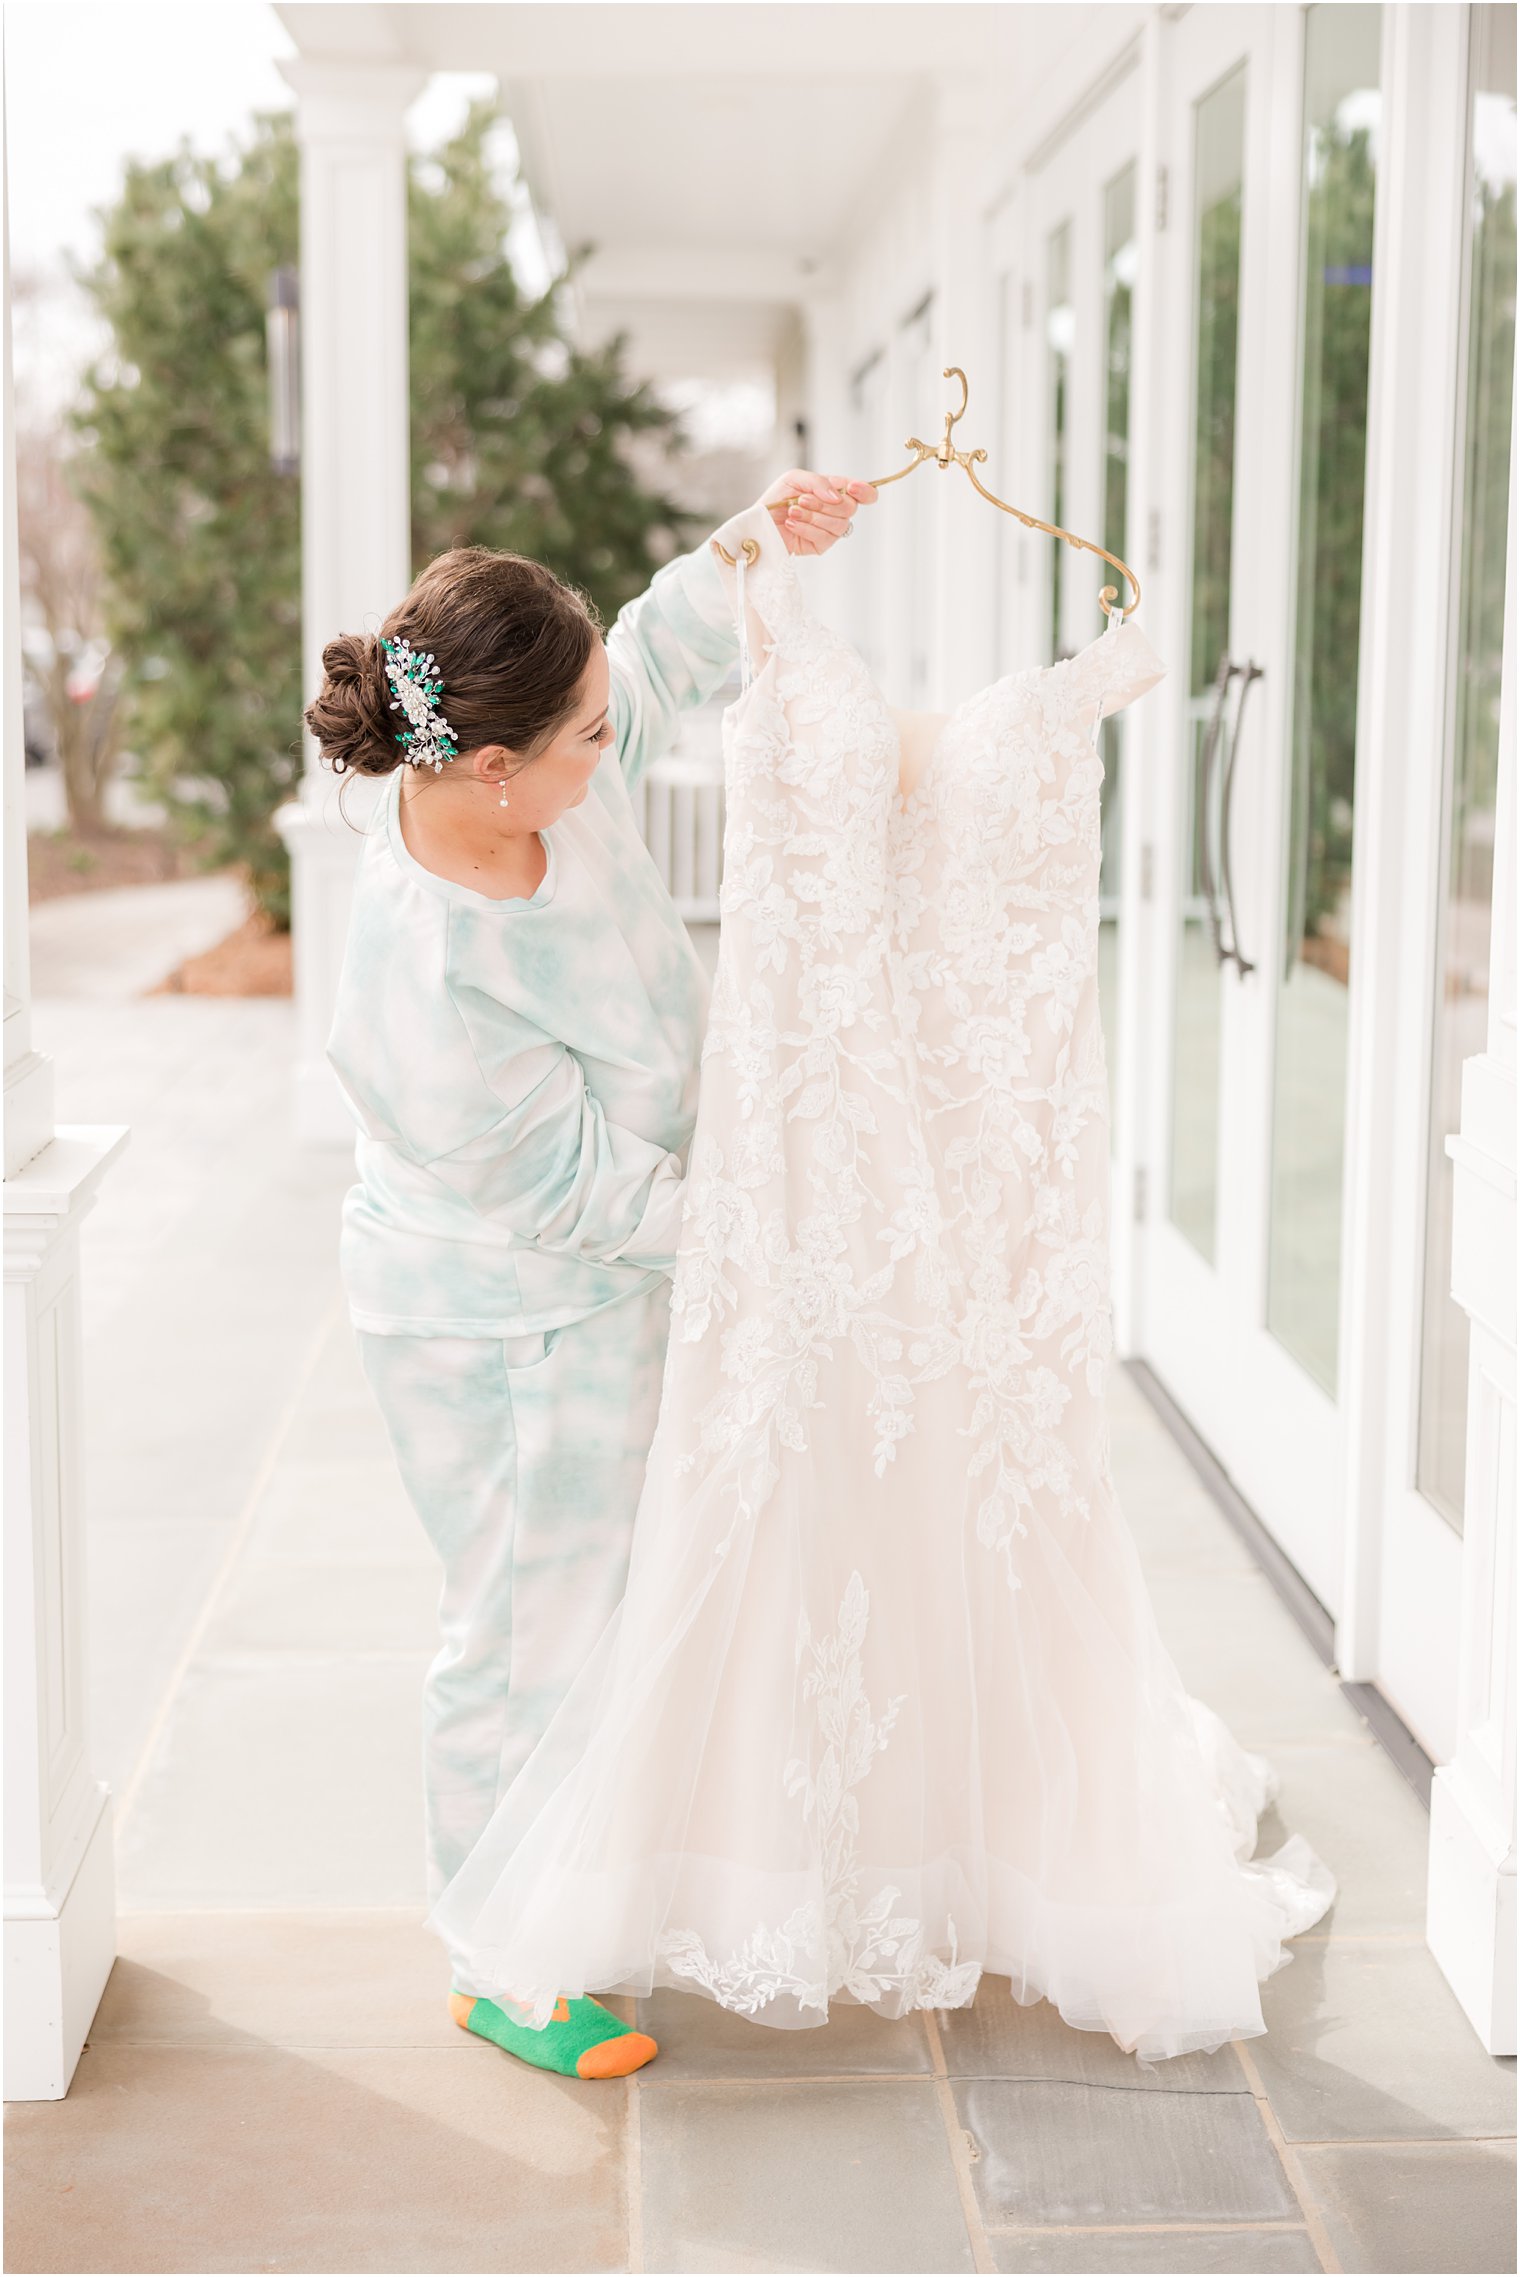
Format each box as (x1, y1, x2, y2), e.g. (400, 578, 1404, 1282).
(1198, 653, 1236, 970)
(1218, 661, 1262, 979)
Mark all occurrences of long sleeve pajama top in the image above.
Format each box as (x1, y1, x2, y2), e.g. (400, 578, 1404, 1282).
(326, 517, 750, 1339)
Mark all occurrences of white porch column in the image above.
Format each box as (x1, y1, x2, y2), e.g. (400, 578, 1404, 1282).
(1427, 376, 1518, 2058)
(276, 58, 425, 1144)
(2, 163, 126, 2100)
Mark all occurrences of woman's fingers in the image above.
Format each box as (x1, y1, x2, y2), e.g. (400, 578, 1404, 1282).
(788, 499, 853, 539)
(762, 467, 834, 510)
(789, 472, 864, 551)
(760, 468, 877, 554)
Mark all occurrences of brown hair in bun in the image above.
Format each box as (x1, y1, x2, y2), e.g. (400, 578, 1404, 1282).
(302, 547, 604, 780)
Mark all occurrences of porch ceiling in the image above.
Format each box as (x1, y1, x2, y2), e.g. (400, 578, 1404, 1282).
(276, 6, 1062, 316)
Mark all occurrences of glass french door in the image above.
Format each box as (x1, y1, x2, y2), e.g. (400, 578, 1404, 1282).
(1374, 2, 1516, 1757)
(1026, 75, 1143, 1130)
(1140, 4, 1385, 1616)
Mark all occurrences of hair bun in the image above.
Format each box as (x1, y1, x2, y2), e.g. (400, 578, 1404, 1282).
(304, 632, 399, 776)
(307, 546, 602, 789)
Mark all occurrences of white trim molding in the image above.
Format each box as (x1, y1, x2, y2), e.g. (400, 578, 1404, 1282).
(4, 117, 128, 2096)
(4, 1127, 128, 2100)
(1426, 362, 1518, 2058)
(1427, 1061, 1518, 2055)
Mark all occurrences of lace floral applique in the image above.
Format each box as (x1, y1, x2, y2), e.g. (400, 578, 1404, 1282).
(657, 1572, 981, 2017)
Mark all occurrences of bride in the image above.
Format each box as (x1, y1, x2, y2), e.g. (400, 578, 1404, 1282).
(429, 498, 1335, 2069)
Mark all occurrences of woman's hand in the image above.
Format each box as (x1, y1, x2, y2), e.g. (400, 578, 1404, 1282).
(758, 470, 878, 557)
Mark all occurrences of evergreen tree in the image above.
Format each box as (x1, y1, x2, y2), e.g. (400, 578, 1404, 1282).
(409, 101, 694, 615)
(75, 115, 301, 917)
(76, 104, 695, 924)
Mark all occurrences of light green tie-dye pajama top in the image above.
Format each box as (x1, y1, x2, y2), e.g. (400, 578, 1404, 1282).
(327, 525, 746, 1338)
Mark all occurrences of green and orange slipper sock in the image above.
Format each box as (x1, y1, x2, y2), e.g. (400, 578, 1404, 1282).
(449, 1989, 658, 2079)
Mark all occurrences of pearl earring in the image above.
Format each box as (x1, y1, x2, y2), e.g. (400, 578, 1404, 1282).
(499, 781, 510, 809)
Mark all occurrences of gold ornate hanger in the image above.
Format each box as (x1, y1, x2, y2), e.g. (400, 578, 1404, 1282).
(713, 365, 1141, 621)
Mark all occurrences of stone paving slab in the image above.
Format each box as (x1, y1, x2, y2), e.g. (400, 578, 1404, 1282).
(1292, 2139, 1518, 2275)
(954, 2077, 1298, 2228)
(116, 1651, 432, 1912)
(935, 1978, 1246, 2092)
(1250, 1939, 1518, 2143)
(202, 1553, 443, 1657)
(637, 2077, 975, 2273)
(84, 1515, 233, 1796)
(1246, 1737, 1430, 1940)
(986, 2228, 1323, 2274)
(635, 1986, 935, 2080)
(89, 1912, 461, 2052)
(3, 2039, 629, 2276)
(1144, 1564, 1364, 1749)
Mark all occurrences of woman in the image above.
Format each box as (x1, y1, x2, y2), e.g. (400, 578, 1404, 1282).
(305, 472, 875, 2081)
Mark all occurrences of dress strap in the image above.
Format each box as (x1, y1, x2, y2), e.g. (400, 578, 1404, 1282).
(735, 545, 754, 693)
(1090, 607, 1123, 749)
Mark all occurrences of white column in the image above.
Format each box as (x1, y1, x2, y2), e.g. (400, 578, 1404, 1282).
(1427, 370, 1518, 2058)
(3, 151, 126, 2101)
(276, 59, 425, 1144)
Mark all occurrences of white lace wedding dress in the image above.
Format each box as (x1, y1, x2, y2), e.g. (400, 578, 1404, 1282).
(429, 507, 1335, 2065)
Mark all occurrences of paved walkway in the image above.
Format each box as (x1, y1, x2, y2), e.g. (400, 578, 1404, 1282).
(6, 998, 1515, 2274)
(27, 874, 250, 998)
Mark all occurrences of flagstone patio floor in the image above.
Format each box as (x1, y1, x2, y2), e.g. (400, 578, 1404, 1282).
(5, 990, 1515, 2275)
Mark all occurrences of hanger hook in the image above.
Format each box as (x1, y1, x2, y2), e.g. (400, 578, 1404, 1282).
(934, 368, 971, 466)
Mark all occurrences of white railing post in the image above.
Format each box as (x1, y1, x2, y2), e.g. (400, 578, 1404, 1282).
(636, 700, 727, 925)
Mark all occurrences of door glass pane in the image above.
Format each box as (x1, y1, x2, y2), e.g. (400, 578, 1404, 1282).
(1169, 64, 1246, 1261)
(1098, 164, 1137, 1110)
(1047, 220, 1073, 661)
(1417, 4, 1516, 1526)
(1265, 4, 1383, 1393)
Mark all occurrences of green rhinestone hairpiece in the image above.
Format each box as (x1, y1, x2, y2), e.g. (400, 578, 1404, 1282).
(381, 636, 460, 773)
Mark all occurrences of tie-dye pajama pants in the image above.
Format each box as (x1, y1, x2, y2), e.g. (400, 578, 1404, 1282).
(357, 1279, 672, 1980)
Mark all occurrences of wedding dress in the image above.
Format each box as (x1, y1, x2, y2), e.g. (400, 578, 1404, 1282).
(429, 506, 1335, 2065)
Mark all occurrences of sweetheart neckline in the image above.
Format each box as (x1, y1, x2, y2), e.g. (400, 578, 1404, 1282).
(729, 620, 1116, 820)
